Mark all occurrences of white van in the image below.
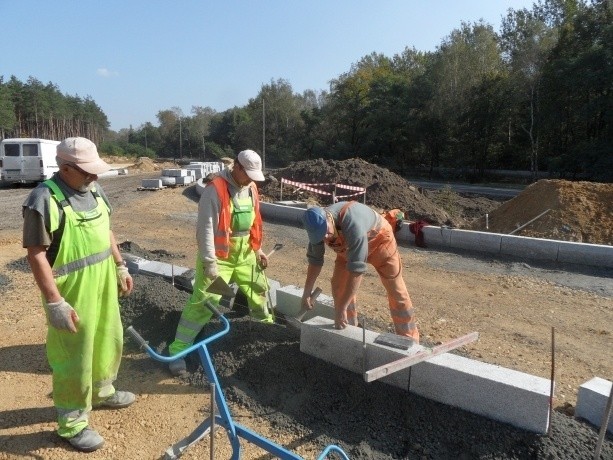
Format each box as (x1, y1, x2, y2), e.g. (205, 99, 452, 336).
(0, 138, 60, 184)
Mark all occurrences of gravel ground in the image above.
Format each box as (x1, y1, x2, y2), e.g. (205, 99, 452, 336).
(120, 267, 612, 460)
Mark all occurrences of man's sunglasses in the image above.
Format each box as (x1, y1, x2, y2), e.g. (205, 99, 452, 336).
(67, 163, 96, 178)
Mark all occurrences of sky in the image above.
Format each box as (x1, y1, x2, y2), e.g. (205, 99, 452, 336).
(2, 1, 536, 132)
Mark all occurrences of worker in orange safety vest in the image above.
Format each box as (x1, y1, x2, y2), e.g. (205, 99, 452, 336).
(168, 150, 272, 376)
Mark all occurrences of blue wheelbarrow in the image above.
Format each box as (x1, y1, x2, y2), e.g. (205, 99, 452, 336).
(127, 301, 350, 460)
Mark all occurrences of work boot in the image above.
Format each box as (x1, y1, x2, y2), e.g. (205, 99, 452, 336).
(94, 391, 136, 409)
(66, 427, 104, 452)
(169, 358, 187, 376)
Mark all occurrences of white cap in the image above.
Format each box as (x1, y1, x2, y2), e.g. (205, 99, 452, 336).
(237, 149, 265, 182)
(56, 137, 110, 175)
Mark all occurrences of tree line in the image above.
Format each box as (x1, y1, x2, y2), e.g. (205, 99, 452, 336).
(1, 0, 610, 182)
(0, 76, 109, 145)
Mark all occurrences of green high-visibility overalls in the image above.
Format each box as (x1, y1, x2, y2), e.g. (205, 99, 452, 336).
(44, 180, 122, 438)
(169, 193, 271, 356)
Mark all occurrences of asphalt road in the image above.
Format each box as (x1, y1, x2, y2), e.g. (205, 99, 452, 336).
(409, 179, 523, 198)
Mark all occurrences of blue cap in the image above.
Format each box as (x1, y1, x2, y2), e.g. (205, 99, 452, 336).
(302, 207, 327, 244)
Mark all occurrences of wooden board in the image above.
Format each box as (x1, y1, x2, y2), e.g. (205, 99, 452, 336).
(364, 332, 479, 383)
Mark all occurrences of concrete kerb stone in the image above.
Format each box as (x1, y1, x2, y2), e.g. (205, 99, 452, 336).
(449, 228, 503, 253)
(557, 240, 613, 267)
(500, 234, 560, 261)
(258, 202, 612, 269)
(121, 254, 283, 303)
(274, 200, 309, 208)
(260, 202, 305, 227)
(123, 253, 558, 435)
(123, 255, 192, 280)
(275, 285, 335, 322)
(575, 377, 613, 434)
(300, 316, 552, 434)
(98, 170, 119, 178)
(420, 225, 453, 247)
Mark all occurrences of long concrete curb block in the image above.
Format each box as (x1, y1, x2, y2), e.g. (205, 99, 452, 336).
(259, 203, 612, 268)
(121, 255, 283, 302)
(301, 316, 551, 434)
(275, 285, 335, 321)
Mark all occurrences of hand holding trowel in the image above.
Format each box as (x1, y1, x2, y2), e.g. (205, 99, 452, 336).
(206, 276, 239, 309)
(258, 243, 283, 269)
(206, 243, 284, 310)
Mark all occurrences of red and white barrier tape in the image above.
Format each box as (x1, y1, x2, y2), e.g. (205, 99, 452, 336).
(281, 178, 366, 196)
(281, 178, 333, 195)
(334, 183, 366, 192)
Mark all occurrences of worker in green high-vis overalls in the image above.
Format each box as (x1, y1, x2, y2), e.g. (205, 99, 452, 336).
(168, 149, 273, 376)
(22, 137, 135, 453)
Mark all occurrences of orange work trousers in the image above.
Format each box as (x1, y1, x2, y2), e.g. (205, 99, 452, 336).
(330, 220, 419, 343)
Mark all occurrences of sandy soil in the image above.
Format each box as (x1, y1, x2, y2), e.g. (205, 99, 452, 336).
(0, 169, 611, 459)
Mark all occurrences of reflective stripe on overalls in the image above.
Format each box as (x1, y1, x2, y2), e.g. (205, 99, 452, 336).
(329, 202, 419, 342)
(169, 187, 271, 356)
(44, 180, 122, 438)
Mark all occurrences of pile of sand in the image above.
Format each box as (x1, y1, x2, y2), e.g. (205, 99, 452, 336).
(469, 180, 612, 245)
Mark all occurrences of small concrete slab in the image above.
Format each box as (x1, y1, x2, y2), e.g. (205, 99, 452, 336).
(162, 168, 188, 177)
(141, 179, 162, 189)
(576, 377, 613, 433)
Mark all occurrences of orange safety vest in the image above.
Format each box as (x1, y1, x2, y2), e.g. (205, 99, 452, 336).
(209, 176, 262, 258)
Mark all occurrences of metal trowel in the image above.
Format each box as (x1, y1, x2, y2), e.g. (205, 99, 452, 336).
(266, 243, 283, 258)
(206, 276, 239, 309)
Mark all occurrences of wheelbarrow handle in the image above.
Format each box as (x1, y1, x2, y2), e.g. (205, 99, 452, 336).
(204, 300, 223, 318)
(126, 326, 148, 349)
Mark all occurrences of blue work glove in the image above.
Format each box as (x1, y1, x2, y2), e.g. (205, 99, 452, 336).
(45, 298, 79, 333)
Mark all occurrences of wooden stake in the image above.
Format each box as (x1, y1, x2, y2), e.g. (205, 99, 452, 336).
(594, 383, 613, 460)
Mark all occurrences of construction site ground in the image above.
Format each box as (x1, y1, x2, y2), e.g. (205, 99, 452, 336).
(0, 160, 611, 459)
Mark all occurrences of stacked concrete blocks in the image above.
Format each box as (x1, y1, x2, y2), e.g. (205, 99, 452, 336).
(141, 178, 163, 189)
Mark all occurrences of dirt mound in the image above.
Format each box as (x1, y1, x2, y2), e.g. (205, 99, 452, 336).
(469, 180, 613, 245)
(260, 158, 454, 225)
(125, 157, 177, 172)
(261, 159, 611, 245)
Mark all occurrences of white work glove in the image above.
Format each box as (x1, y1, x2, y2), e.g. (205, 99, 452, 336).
(45, 298, 79, 333)
(116, 265, 133, 297)
(204, 261, 218, 279)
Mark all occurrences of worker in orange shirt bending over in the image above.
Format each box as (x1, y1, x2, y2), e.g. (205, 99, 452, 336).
(301, 201, 419, 342)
